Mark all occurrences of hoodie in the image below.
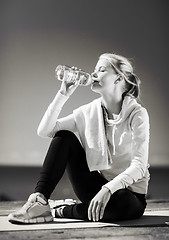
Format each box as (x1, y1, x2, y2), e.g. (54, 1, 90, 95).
(73, 96, 150, 194)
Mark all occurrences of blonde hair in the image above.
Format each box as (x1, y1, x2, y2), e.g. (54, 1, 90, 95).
(99, 53, 141, 99)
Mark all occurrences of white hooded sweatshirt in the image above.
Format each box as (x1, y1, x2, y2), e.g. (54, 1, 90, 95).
(37, 91, 150, 195)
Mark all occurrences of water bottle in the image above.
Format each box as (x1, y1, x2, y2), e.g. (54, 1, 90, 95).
(55, 65, 92, 86)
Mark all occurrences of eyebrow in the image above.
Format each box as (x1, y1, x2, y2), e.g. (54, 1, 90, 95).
(94, 66, 107, 71)
(100, 57, 121, 74)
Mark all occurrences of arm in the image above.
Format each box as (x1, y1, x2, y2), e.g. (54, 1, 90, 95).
(37, 73, 79, 138)
(37, 91, 77, 138)
(88, 108, 150, 221)
(103, 108, 150, 194)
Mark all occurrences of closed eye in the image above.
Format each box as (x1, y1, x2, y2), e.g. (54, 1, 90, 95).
(101, 66, 107, 71)
(95, 66, 106, 72)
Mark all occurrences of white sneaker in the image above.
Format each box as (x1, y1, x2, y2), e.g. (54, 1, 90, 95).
(49, 199, 77, 218)
(8, 193, 53, 224)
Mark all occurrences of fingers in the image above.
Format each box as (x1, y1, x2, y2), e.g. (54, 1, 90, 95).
(88, 201, 93, 221)
(100, 190, 111, 219)
(69, 80, 79, 91)
(88, 200, 97, 221)
(87, 188, 111, 222)
(71, 66, 78, 71)
(71, 66, 81, 70)
(88, 200, 103, 222)
(95, 201, 102, 221)
(100, 202, 106, 220)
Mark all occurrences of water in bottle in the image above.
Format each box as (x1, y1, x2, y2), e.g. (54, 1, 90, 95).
(55, 65, 92, 86)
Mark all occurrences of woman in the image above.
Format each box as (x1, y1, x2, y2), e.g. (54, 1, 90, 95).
(8, 53, 150, 223)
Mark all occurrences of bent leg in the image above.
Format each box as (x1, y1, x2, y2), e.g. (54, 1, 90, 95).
(63, 189, 146, 222)
(35, 130, 81, 199)
(102, 189, 146, 222)
(35, 130, 107, 201)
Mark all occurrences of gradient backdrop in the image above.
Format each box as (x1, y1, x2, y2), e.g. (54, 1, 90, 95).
(0, 0, 169, 168)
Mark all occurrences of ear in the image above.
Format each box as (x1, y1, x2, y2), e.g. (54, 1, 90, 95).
(114, 75, 123, 84)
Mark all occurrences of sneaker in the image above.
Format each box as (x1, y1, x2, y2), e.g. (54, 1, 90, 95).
(8, 193, 53, 224)
(49, 199, 77, 218)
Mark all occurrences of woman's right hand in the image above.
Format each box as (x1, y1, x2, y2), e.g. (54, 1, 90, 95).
(59, 66, 79, 97)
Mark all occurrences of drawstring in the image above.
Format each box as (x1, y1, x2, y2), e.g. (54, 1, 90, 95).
(112, 125, 116, 155)
(102, 105, 117, 157)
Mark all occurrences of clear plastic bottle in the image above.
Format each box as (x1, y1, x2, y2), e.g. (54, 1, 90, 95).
(55, 65, 92, 86)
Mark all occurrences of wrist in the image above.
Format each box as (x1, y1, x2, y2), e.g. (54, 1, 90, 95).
(59, 90, 70, 98)
(59, 89, 67, 96)
(101, 185, 111, 194)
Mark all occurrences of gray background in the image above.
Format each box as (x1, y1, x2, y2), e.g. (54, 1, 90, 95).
(0, 0, 169, 167)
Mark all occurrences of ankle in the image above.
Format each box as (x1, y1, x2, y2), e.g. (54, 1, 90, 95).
(54, 206, 66, 218)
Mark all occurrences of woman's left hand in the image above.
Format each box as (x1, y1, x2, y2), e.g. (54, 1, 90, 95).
(88, 187, 111, 222)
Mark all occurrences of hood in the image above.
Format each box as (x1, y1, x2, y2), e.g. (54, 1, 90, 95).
(101, 96, 141, 126)
(101, 96, 141, 157)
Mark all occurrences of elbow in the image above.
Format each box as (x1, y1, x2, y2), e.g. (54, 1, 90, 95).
(132, 157, 148, 173)
(129, 161, 147, 182)
(37, 127, 50, 138)
(37, 127, 45, 138)
(134, 163, 147, 180)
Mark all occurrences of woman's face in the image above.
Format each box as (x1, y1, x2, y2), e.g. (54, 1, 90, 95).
(91, 58, 119, 95)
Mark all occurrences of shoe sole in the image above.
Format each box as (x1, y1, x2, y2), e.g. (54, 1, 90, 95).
(8, 215, 53, 224)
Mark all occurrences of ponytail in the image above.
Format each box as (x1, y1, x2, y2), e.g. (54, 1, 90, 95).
(123, 73, 141, 99)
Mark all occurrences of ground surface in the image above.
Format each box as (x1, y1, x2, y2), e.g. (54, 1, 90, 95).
(0, 200, 169, 240)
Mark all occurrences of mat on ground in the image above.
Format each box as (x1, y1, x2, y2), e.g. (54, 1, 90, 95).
(0, 209, 169, 231)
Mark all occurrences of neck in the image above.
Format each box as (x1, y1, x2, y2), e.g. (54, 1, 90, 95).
(101, 93, 123, 115)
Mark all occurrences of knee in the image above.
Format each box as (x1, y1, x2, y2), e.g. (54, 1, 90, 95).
(112, 189, 135, 206)
(115, 189, 132, 199)
(53, 130, 78, 142)
(103, 189, 142, 221)
(106, 189, 135, 215)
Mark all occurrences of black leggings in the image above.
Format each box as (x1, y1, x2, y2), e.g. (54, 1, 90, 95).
(35, 130, 147, 222)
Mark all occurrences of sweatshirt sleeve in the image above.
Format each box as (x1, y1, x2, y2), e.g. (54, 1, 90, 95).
(37, 91, 70, 138)
(103, 108, 150, 194)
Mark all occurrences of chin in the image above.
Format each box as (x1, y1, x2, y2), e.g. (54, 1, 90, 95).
(91, 83, 102, 94)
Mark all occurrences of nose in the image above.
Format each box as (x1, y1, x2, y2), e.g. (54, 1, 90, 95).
(91, 71, 98, 78)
